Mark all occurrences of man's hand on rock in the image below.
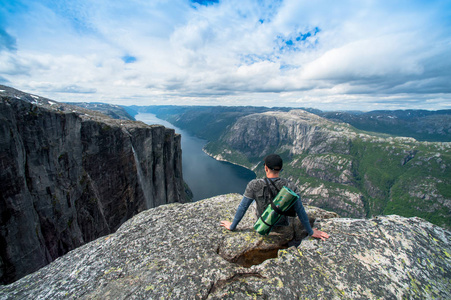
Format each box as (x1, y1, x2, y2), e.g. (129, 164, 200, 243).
(220, 220, 232, 230)
(311, 228, 329, 241)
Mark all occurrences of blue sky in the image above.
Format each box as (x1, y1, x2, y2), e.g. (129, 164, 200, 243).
(1, 0, 450, 110)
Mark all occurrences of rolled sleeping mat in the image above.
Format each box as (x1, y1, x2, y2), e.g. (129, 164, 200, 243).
(253, 186, 299, 235)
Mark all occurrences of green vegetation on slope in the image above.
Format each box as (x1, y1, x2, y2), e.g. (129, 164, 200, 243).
(206, 113, 451, 229)
(127, 106, 451, 229)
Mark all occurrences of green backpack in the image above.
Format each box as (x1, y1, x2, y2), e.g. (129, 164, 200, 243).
(253, 179, 299, 235)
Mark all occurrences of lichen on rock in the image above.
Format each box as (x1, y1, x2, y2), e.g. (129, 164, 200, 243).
(0, 194, 449, 299)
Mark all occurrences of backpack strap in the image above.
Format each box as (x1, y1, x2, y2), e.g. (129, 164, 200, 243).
(264, 177, 279, 198)
(264, 178, 287, 216)
(265, 177, 293, 217)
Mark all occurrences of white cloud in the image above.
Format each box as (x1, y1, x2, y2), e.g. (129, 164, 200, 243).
(301, 34, 425, 80)
(0, 0, 450, 110)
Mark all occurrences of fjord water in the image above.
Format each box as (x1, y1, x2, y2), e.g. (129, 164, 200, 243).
(135, 113, 256, 201)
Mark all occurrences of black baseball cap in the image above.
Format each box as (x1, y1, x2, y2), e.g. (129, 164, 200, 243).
(264, 154, 283, 171)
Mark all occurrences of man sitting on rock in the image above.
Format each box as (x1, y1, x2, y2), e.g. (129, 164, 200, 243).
(220, 154, 329, 244)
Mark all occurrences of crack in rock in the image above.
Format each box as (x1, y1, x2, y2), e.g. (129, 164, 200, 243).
(230, 244, 289, 268)
(205, 272, 266, 299)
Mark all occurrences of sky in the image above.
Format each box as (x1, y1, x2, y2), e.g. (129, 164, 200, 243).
(1, 0, 451, 111)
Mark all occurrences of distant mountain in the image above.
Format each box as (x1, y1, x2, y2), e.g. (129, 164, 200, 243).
(318, 109, 451, 142)
(128, 105, 292, 141)
(67, 102, 136, 120)
(129, 105, 450, 142)
(131, 105, 450, 229)
(141, 106, 451, 142)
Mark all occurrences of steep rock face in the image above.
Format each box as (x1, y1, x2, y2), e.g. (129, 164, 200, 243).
(298, 182, 365, 218)
(205, 110, 364, 217)
(299, 154, 354, 185)
(216, 110, 351, 158)
(205, 110, 450, 228)
(0, 86, 185, 284)
(0, 194, 449, 299)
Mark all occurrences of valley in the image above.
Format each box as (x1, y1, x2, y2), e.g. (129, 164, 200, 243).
(130, 106, 450, 229)
(1, 85, 449, 286)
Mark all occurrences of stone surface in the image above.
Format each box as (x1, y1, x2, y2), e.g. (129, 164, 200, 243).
(0, 194, 449, 299)
(0, 86, 186, 284)
(298, 182, 365, 218)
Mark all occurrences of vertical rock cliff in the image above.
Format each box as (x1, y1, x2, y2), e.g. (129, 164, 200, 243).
(0, 86, 185, 284)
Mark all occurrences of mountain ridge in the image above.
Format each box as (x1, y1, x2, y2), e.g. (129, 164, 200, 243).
(120, 105, 450, 229)
(128, 105, 451, 142)
(62, 104, 451, 229)
(320, 109, 451, 142)
(204, 109, 450, 229)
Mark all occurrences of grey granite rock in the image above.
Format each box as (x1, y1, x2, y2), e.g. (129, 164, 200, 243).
(0, 194, 449, 299)
(0, 86, 185, 284)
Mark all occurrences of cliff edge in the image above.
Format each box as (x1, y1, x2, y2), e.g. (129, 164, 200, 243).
(1, 194, 449, 299)
(0, 86, 186, 284)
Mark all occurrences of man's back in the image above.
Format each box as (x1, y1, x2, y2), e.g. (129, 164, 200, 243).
(244, 177, 298, 226)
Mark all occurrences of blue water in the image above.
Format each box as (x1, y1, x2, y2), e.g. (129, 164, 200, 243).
(135, 113, 256, 201)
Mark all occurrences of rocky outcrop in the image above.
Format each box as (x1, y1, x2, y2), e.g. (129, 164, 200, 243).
(0, 86, 186, 284)
(298, 182, 366, 218)
(214, 110, 352, 158)
(0, 194, 449, 299)
(299, 154, 354, 185)
(205, 110, 451, 228)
